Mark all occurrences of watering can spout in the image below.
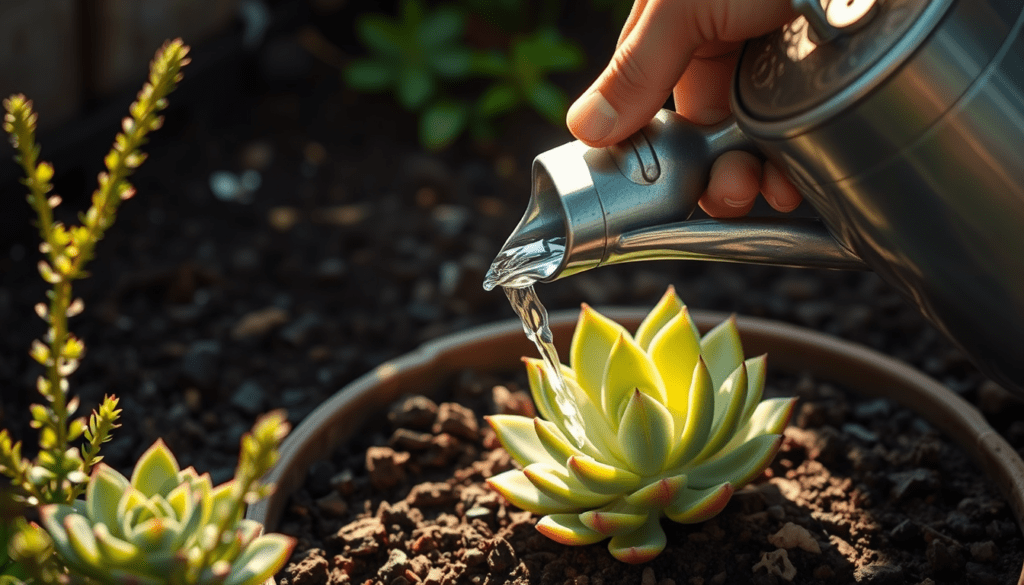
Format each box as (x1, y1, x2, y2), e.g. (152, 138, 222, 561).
(486, 111, 866, 290)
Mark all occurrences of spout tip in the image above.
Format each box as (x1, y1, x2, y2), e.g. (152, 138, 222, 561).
(483, 237, 567, 290)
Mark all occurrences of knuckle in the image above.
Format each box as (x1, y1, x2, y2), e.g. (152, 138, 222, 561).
(607, 45, 663, 97)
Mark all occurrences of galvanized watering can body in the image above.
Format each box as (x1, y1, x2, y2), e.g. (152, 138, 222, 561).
(492, 0, 1024, 395)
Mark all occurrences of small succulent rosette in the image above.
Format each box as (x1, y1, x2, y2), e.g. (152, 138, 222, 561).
(487, 286, 796, 563)
(39, 439, 294, 585)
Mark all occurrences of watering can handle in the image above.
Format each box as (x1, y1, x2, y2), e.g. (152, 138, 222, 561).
(596, 111, 868, 273)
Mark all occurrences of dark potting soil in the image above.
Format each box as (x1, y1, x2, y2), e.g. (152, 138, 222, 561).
(0, 5, 1021, 584)
(274, 369, 1022, 585)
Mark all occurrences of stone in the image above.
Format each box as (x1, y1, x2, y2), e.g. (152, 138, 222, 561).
(946, 510, 984, 541)
(889, 468, 939, 501)
(970, 541, 997, 563)
(752, 549, 797, 582)
(768, 522, 821, 553)
(365, 446, 409, 490)
(388, 395, 438, 430)
(279, 313, 322, 346)
(231, 307, 288, 339)
(379, 549, 411, 582)
(180, 340, 221, 387)
(331, 517, 386, 556)
(405, 482, 456, 507)
(315, 492, 348, 517)
(487, 537, 516, 572)
(230, 380, 266, 416)
(927, 539, 964, 574)
(285, 549, 329, 585)
(433, 402, 478, 441)
(390, 428, 434, 451)
(853, 564, 904, 584)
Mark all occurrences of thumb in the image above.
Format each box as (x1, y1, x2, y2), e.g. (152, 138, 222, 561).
(567, 0, 795, 147)
(567, 0, 700, 146)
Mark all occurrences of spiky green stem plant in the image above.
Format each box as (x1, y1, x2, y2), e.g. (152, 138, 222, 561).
(0, 39, 189, 508)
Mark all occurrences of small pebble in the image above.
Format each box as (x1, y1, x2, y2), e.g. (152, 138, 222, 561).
(315, 492, 348, 517)
(230, 380, 267, 416)
(853, 564, 903, 584)
(768, 522, 821, 553)
(970, 540, 997, 563)
(231, 307, 288, 340)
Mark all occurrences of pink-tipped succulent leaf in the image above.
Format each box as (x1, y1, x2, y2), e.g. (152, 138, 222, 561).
(486, 286, 795, 563)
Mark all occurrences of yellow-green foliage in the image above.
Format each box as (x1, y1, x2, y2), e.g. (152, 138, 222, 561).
(487, 287, 797, 563)
(1, 39, 295, 585)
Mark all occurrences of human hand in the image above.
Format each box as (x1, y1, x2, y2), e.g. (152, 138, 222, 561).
(566, 0, 803, 218)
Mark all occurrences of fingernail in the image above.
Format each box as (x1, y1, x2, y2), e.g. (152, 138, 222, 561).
(570, 91, 617, 143)
(724, 196, 748, 208)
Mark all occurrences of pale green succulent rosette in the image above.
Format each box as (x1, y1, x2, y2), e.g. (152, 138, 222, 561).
(39, 439, 294, 585)
(487, 286, 796, 564)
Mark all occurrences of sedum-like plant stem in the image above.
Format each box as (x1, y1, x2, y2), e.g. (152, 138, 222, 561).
(0, 39, 190, 506)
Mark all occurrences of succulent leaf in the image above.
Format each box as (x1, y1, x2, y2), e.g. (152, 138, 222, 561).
(567, 456, 642, 495)
(616, 390, 673, 476)
(534, 418, 583, 464)
(648, 307, 701, 415)
(579, 499, 648, 536)
(486, 414, 560, 468)
(687, 434, 782, 489)
(624, 474, 686, 509)
(570, 304, 628, 402)
(700, 317, 744, 391)
(691, 363, 748, 464)
(720, 396, 797, 454)
(65, 513, 102, 566)
(87, 464, 128, 532)
(607, 515, 667, 564)
(486, 287, 792, 563)
(634, 286, 684, 350)
(92, 522, 137, 564)
(39, 505, 79, 569)
(522, 463, 613, 509)
(38, 431, 295, 585)
(223, 533, 296, 585)
(523, 357, 559, 424)
(487, 470, 579, 514)
(602, 335, 666, 417)
(666, 358, 715, 467)
(130, 439, 180, 498)
(664, 482, 734, 523)
(741, 355, 767, 422)
(536, 514, 606, 546)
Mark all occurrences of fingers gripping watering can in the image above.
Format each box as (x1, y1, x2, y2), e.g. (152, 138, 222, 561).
(489, 0, 1024, 396)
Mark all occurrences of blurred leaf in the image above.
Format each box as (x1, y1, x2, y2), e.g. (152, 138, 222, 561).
(344, 60, 395, 91)
(513, 29, 584, 73)
(525, 79, 568, 126)
(418, 6, 465, 48)
(356, 15, 403, 58)
(429, 48, 472, 79)
(397, 67, 435, 111)
(420, 101, 469, 150)
(476, 82, 520, 118)
(469, 51, 510, 77)
(400, 0, 425, 29)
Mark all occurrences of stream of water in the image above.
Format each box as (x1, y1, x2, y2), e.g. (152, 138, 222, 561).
(483, 238, 587, 448)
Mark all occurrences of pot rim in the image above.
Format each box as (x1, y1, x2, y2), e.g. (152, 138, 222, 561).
(248, 308, 1024, 582)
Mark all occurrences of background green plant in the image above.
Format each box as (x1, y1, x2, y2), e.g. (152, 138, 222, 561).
(344, 0, 589, 150)
(0, 39, 293, 585)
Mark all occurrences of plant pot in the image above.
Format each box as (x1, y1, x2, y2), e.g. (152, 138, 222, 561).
(247, 309, 1024, 583)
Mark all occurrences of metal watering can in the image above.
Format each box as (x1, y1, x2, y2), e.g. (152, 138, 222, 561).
(489, 0, 1024, 396)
